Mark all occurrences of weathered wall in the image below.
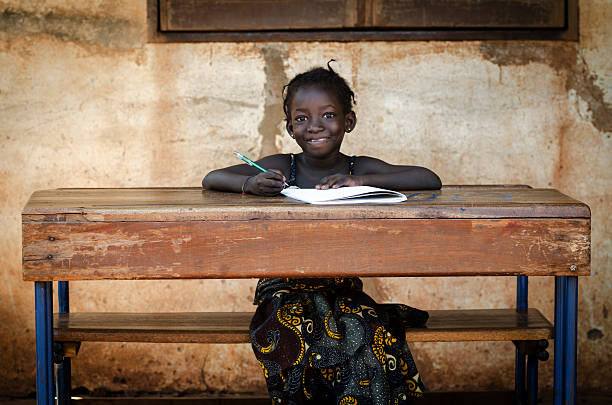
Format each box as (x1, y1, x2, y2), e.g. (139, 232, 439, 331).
(1, 0, 610, 396)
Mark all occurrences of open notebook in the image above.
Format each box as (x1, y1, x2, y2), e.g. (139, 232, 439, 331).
(281, 186, 407, 205)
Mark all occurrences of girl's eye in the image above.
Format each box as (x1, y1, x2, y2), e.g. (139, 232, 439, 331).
(323, 112, 336, 119)
(295, 116, 307, 123)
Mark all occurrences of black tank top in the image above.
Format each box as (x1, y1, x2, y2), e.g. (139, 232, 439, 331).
(288, 154, 356, 187)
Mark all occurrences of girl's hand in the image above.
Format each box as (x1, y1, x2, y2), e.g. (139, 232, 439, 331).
(244, 169, 286, 196)
(316, 174, 363, 189)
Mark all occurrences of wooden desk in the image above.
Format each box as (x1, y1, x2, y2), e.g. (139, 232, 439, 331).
(22, 186, 590, 405)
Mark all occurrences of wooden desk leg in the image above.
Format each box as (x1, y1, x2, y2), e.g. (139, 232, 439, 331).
(56, 281, 71, 405)
(515, 276, 528, 404)
(563, 277, 578, 405)
(553, 276, 567, 405)
(35, 282, 54, 405)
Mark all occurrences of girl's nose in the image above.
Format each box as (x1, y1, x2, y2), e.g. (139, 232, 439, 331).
(308, 118, 323, 132)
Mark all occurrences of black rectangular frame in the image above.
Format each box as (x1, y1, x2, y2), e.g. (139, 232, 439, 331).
(148, 0, 578, 42)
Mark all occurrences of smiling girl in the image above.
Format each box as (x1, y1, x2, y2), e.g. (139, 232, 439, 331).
(203, 62, 441, 404)
(202, 62, 440, 195)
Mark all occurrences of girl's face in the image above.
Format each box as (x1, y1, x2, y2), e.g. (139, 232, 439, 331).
(286, 85, 355, 158)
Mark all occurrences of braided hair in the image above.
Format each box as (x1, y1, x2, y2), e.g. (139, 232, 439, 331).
(282, 60, 356, 122)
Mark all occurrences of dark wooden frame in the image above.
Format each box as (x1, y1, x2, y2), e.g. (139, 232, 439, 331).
(148, 0, 578, 42)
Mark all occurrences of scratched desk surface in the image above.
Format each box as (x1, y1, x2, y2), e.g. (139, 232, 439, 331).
(22, 186, 589, 220)
(22, 186, 590, 280)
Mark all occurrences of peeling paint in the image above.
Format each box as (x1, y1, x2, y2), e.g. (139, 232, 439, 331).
(257, 44, 289, 158)
(568, 52, 612, 133)
(479, 42, 612, 133)
(191, 95, 258, 110)
(0, 7, 141, 50)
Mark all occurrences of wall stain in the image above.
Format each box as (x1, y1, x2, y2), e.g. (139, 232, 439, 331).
(257, 44, 289, 158)
(587, 328, 604, 340)
(0, 7, 140, 50)
(350, 47, 363, 99)
(191, 96, 258, 110)
(149, 46, 180, 185)
(479, 41, 612, 133)
(552, 122, 570, 189)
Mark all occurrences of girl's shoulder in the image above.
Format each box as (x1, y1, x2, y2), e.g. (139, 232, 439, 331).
(352, 155, 386, 164)
(257, 153, 291, 163)
(351, 155, 395, 173)
(257, 153, 293, 170)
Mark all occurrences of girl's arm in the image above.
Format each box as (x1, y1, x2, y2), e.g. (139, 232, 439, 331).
(317, 156, 441, 190)
(202, 154, 288, 196)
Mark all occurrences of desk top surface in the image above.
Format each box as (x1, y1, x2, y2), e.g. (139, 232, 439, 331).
(23, 186, 589, 221)
(22, 186, 591, 280)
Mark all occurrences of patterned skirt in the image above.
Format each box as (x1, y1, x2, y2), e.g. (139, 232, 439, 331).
(249, 278, 428, 405)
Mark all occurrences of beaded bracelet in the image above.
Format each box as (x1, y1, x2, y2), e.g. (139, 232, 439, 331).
(241, 176, 253, 195)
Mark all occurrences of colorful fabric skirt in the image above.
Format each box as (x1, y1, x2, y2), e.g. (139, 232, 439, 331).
(249, 278, 428, 405)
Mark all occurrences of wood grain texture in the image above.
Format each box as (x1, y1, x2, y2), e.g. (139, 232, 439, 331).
(53, 309, 553, 343)
(22, 217, 590, 280)
(371, 0, 565, 28)
(149, 0, 577, 42)
(22, 187, 590, 221)
(22, 187, 591, 281)
(160, 0, 358, 31)
(159, 0, 565, 31)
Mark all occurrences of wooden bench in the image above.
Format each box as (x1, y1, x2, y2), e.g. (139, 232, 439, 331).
(52, 309, 554, 404)
(53, 309, 553, 344)
(22, 186, 590, 405)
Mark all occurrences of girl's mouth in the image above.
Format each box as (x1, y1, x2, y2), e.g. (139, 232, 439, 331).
(306, 136, 330, 144)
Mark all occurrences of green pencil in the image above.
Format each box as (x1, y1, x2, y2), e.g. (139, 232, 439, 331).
(233, 152, 289, 187)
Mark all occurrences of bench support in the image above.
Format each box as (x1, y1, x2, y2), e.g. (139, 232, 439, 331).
(527, 355, 538, 405)
(554, 277, 565, 405)
(515, 275, 529, 404)
(56, 281, 71, 405)
(514, 340, 549, 405)
(515, 275, 545, 405)
(554, 276, 578, 405)
(36, 277, 579, 405)
(35, 282, 54, 405)
(514, 275, 579, 405)
(564, 277, 578, 404)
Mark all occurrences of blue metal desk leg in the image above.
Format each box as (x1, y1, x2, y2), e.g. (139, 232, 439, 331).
(56, 281, 71, 404)
(35, 281, 54, 405)
(564, 277, 578, 405)
(515, 276, 528, 404)
(553, 276, 567, 405)
(527, 354, 538, 405)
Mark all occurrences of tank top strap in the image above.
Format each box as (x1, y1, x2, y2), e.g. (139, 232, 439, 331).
(348, 155, 356, 175)
(288, 153, 297, 186)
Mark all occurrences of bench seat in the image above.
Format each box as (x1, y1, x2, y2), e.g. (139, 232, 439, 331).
(54, 308, 553, 345)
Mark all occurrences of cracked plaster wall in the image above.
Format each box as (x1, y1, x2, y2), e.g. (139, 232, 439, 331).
(0, 0, 610, 396)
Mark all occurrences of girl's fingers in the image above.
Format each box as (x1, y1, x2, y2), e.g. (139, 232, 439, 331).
(318, 174, 346, 189)
(266, 169, 286, 182)
(327, 176, 341, 188)
(254, 176, 284, 195)
(331, 178, 350, 188)
(263, 177, 285, 188)
(252, 171, 285, 189)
